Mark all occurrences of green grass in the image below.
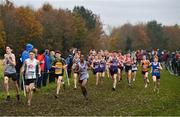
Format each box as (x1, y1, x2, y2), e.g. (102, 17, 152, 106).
(0, 60, 180, 116)
(0, 60, 3, 79)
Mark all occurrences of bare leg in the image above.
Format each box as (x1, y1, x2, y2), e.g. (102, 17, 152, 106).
(128, 70, 132, 86)
(113, 74, 117, 90)
(14, 80, 20, 101)
(114, 74, 117, 88)
(101, 72, 105, 84)
(95, 73, 99, 86)
(4, 76, 9, 96)
(157, 79, 160, 93)
(133, 71, 137, 81)
(26, 85, 30, 105)
(81, 79, 88, 98)
(14, 81, 20, 95)
(74, 73, 77, 89)
(56, 76, 62, 96)
(144, 72, 148, 88)
(106, 67, 110, 78)
(118, 69, 121, 82)
(27, 83, 35, 106)
(152, 76, 157, 91)
(146, 72, 150, 83)
(120, 69, 123, 81)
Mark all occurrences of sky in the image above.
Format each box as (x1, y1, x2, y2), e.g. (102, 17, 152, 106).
(4, 0, 180, 33)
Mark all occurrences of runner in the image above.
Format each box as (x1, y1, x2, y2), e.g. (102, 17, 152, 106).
(91, 55, 100, 86)
(76, 55, 89, 99)
(117, 51, 124, 82)
(21, 50, 41, 106)
(124, 53, 133, 87)
(72, 52, 80, 89)
(3, 45, 20, 101)
(104, 51, 111, 78)
(109, 52, 119, 91)
(52, 51, 67, 98)
(150, 56, 162, 93)
(99, 54, 106, 84)
(141, 55, 150, 88)
(132, 57, 138, 82)
(20, 44, 34, 90)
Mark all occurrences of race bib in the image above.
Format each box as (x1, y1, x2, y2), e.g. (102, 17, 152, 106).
(27, 71, 36, 79)
(154, 69, 160, 73)
(28, 64, 35, 72)
(100, 64, 104, 68)
(95, 65, 99, 69)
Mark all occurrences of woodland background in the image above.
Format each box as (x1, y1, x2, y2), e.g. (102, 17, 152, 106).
(0, 0, 179, 56)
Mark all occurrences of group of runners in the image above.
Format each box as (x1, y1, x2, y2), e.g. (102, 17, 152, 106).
(87, 49, 162, 92)
(2, 44, 169, 106)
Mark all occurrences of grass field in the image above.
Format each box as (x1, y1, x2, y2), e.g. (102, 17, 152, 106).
(0, 60, 180, 116)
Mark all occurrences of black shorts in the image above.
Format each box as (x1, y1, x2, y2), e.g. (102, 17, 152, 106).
(142, 71, 148, 75)
(4, 73, 17, 81)
(118, 67, 123, 71)
(73, 72, 78, 74)
(125, 66, 132, 72)
(54, 74, 64, 78)
(79, 80, 83, 84)
(156, 76, 160, 80)
(79, 79, 88, 84)
(132, 70, 137, 73)
(25, 79, 36, 85)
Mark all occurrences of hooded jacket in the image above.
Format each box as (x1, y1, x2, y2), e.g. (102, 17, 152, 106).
(21, 44, 34, 63)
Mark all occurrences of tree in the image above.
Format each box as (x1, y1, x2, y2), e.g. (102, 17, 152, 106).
(0, 0, 16, 49)
(109, 23, 134, 51)
(164, 25, 180, 51)
(125, 36, 132, 52)
(2, 1, 179, 55)
(146, 20, 168, 50)
(131, 24, 151, 49)
(13, 7, 43, 46)
(0, 20, 6, 55)
(73, 6, 96, 30)
(0, 2, 43, 53)
(72, 13, 88, 51)
(36, 3, 61, 50)
(36, 3, 76, 55)
(73, 6, 104, 53)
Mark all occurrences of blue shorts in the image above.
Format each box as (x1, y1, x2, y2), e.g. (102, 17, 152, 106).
(152, 72, 160, 77)
(93, 68, 100, 74)
(99, 67, 106, 73)
(110, 67, 118, 76)
(25, 79, 36, 85)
